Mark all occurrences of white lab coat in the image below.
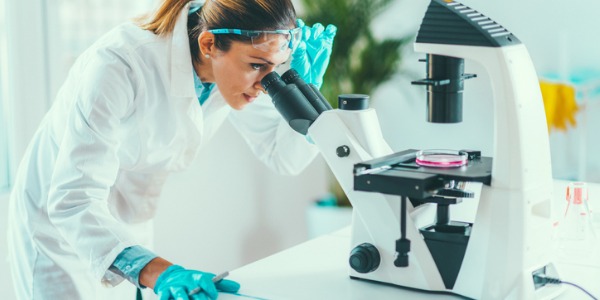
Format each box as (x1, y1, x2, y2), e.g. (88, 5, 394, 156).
(6, 4, 318, 299)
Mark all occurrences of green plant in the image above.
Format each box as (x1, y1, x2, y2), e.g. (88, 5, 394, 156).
(300, 0, 411, 108)
(300, 0, 410, 206)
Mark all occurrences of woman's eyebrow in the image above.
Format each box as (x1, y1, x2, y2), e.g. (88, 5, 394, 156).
(249, 56, 275, 65)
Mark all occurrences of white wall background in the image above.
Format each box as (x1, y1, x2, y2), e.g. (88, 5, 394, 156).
(153, 124, 328, 272)
(2, 0, 600, 298)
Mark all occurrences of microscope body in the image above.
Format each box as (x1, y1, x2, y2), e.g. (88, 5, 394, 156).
(307, 1, 561, 299)
(262, 1, 561, 298)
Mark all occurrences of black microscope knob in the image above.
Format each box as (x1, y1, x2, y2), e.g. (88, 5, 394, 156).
(336, 145, 350, 157)
(349, 243, 380, 273)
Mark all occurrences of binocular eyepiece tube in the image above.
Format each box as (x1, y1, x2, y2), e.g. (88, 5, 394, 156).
(261, 69, 332, 135)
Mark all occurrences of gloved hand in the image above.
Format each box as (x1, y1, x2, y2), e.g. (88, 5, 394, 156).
(154, 265, 240, 300)
(291, 19, 337, 89)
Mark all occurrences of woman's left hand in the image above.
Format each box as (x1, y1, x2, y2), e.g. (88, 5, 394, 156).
(291, 19, 337, 89)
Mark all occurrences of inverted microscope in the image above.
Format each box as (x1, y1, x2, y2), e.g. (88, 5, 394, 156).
(262, 0, 561, 298)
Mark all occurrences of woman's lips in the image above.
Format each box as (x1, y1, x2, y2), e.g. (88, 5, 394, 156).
(243, 93, 258, 103)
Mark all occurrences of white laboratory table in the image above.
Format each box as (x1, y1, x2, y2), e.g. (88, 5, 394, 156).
(221, 180, 600, 300)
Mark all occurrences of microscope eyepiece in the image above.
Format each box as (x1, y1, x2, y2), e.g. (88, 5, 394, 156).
(280, 69, 333, 113)
(260, 70, 321, 135)
(260, 69, 333, 135)
(261, 71, 285, 92)
(281, 68, 301, 83)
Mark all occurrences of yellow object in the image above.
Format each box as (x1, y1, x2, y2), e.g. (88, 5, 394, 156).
(539, 80, 579, 132)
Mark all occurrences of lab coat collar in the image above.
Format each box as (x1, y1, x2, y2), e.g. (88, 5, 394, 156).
(170, 2, 196, 98)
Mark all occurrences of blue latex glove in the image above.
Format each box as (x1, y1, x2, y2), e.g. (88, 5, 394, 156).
(154, 265, 240, 300)
(291, 19, 337, 89)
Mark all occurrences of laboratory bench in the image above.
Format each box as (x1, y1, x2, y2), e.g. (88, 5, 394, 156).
(221, 180, 600, 300)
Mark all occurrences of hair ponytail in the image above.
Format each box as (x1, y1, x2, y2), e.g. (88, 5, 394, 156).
(137, 0, 192, 35)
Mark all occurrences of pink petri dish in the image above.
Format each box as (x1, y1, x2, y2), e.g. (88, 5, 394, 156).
(415, 149, 468, 168)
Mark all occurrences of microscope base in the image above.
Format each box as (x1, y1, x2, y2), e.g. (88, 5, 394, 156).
(349, 276, 475, 300)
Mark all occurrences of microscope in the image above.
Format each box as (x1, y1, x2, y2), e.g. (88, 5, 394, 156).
(262, 0, 561, 298)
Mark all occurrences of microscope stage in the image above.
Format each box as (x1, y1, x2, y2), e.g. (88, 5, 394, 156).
(354, 149, 492, 199)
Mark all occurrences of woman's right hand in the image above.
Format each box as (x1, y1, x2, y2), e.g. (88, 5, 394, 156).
(149, 262, 240, 300)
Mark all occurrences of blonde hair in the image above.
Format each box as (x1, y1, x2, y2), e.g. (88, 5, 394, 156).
(137, 0, 191, 35)
(137, 0, 296, 60)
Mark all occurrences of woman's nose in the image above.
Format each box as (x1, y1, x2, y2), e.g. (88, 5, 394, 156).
(254, 79, 268, 94)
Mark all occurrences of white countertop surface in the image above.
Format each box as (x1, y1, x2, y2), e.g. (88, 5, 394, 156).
(220, 180, 600, 300)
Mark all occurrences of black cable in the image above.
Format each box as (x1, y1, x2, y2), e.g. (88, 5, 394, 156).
(533, 274, 598, 300)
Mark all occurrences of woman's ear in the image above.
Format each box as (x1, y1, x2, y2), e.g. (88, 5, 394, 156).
(198, 31, 216, 58)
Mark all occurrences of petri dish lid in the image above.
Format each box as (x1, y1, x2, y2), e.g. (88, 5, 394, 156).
(415, 149, 468, 168)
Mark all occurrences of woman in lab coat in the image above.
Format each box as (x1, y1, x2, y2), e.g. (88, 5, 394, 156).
(6, 0, 335, 299)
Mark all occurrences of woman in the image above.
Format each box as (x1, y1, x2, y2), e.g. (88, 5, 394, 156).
(7, 0, 336, 299)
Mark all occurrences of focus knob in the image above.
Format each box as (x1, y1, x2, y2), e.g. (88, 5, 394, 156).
(349, 243, 380, 273)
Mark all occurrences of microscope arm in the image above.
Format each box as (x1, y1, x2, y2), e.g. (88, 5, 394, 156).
(306, 108, 444, 290)
(308, 108, 393, 200)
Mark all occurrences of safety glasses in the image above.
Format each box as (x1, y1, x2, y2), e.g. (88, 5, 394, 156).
(208, 28, 302, 53)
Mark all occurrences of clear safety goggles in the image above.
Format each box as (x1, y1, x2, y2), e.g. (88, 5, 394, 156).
(208, 28, 302, 52)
